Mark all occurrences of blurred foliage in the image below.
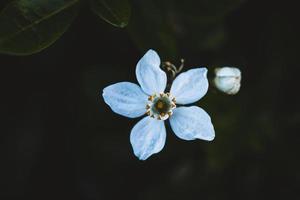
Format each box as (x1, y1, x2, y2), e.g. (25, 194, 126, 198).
(0, 0, 131, 55)
(127, 0, 245, 59)
(89, 0, 131, 28)
(0, 0, 246, 56)
(0, 0, 80, 55)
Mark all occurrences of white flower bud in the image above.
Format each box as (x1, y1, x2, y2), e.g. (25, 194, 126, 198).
(214, 67, 241, 95)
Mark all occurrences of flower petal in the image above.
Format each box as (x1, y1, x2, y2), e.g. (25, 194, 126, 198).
(136, 49, 167, 95)
(169, 106, 215, 141)
(102, 82, 148, 118)
(170, 68, 209, 104)
(130, 116, 166, 160)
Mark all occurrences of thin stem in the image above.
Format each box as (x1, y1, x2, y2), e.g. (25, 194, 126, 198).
(161, 59, 185, 91)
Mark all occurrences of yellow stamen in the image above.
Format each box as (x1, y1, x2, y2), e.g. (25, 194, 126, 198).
(148, 95, 154, 101)
(156, 101, 164, 109)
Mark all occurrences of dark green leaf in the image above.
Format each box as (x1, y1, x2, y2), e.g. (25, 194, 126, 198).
(90, 0, 131, 28)
(0, 0, 80, 56)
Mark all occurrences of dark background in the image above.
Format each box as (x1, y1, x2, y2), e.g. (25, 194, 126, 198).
(1, 0, 299, 199)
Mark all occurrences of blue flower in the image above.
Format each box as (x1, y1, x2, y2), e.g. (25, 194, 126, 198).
(102, 50, 215, 160)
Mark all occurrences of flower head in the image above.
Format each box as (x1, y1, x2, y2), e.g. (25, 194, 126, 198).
(102, 50, 215, 160)
(214, 67, 241, 95)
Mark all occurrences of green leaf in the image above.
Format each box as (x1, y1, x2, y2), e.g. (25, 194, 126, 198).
(90, 0, 131, 28)
(0, 0, 80, 56)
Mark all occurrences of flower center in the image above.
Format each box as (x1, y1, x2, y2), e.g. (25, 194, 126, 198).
(146, 93, 176, 120)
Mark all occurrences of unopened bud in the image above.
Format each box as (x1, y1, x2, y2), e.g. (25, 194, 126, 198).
(214, 67, 241, 95)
